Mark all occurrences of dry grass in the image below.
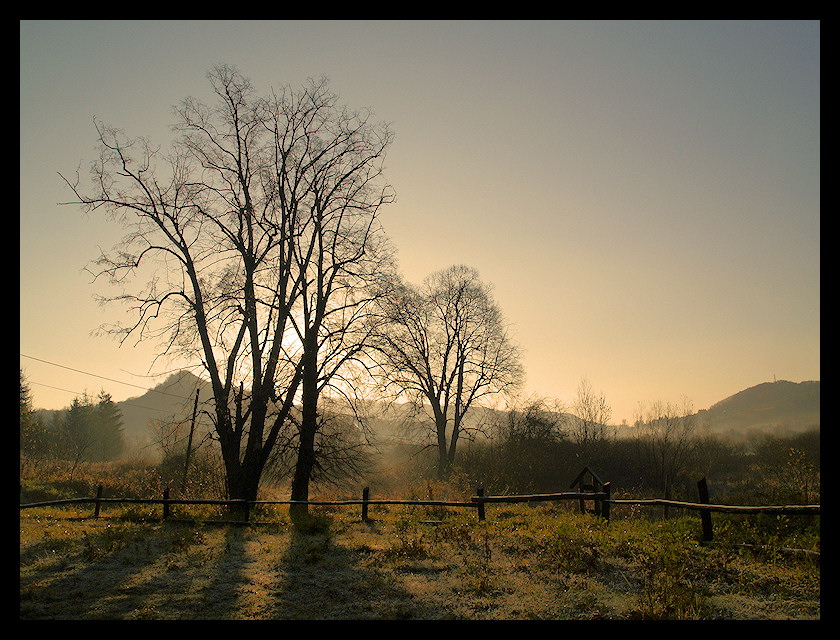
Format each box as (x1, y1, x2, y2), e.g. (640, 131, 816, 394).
(19, 502, 820, 620)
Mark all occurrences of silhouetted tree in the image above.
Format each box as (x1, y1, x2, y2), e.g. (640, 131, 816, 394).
(497, 395, 567, 447)
(61, 65, 395, 512)
(92, 391, 125, 461)
(491, 395, 568, 491)
(569, 377, 614, 464)
(59, 394, 96, 478)
(372, 265, 523, 479)
(20, 370, 50, 468)
(283, 99, 396, 517)
(633, 398, 697, 508)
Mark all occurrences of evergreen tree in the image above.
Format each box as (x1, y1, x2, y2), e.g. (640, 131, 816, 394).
(60, 394, 96, 472)
(93, 391, 125, 461)
(20, 369, 49, 461)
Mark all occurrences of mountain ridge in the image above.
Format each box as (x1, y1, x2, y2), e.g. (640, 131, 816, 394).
(35, 374, 819, 452)
(697, 379, 819, 440)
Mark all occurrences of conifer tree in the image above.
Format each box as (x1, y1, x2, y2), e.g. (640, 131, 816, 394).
(20, 369, 49, 462)
(61, 394, 96, 475)
(93, 391, 125, 461)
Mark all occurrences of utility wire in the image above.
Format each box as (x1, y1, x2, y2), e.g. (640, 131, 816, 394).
(28, 380, 182, 414)
(20, 353, 195, 401)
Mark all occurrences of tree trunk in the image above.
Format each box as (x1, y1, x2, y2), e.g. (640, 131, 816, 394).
(437, 452, 450, 480)
(290, 428, 316, 522)
(220, 446, 261, 518)
(447, 417, 460, 474)
(290, 338, 319, 523)
(434, 408, 451, 480)
(217, 413, 262, 515)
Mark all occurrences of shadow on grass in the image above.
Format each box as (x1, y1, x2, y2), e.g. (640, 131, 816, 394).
(20, 519, 184, 619)
(20, 511, 437, 620)
(268, 513, 433, 620)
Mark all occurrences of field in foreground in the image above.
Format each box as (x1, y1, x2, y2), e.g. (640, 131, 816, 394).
(20, 502, 819, 621)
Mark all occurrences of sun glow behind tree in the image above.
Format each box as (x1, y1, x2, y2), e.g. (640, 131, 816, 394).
(61, 66, 396, 513)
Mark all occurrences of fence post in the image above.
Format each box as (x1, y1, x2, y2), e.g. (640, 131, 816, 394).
(361, 486, 370, 522)
(594, 484, 602, 517)
(601, 482, 611, 522)
(697, 477, 713, 544)
(94, 484, 103, 518)
(181, 388, 200, 493)
(476, 487, 485, 522)
(163, 487, 170, 520)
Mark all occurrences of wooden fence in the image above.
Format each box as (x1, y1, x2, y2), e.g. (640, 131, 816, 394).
(20, 474, 819, 546)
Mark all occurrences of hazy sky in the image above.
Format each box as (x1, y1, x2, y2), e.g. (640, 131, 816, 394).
(20, 20, 820, 423)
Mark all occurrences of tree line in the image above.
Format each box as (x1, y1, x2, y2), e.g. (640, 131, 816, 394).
(20, 367, 819, 508)
(20, 370, 125, 477)
(451, 392, 819, 506)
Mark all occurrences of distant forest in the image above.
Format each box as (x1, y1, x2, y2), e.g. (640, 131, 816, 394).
(22, 370, 819, 506)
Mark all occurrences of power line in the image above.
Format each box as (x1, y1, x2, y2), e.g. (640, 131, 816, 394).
(28, 381, 90, 398)
(28, 380, 187, 414)
(20, 353, 194, 401)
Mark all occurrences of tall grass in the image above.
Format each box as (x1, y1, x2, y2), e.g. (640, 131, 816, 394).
(20, 455, 819, 619)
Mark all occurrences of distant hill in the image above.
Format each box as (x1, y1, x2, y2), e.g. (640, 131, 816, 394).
(35, 374, 819, 455)
(696, 380, 819, 441)
(114, 371, 213, 451)
(34, 370, 213, 456)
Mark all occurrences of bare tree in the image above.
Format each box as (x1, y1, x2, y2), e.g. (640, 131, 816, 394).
(61, 66, 394, 508)
(633, 397, 697, 510)
(372, 265, 523, 479)
(491, 395, 568, 492)
(279, 82, 396, 517)
(497, 395, 567, 446)
(569, 377, 614, 463)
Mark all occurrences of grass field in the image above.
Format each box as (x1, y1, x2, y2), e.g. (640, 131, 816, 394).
(20, 500, 820, 620)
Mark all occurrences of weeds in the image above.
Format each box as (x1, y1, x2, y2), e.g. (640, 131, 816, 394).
(20, 462, 820, 620)
(628, 534, 712, 619)
(384, 521, 429, 560)
(458, 528, 496, 596)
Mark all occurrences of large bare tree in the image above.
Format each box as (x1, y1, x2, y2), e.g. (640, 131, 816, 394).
(61, 66, 394, 508)
(279, 82, 396, 516)
(372, 265, 523, 479)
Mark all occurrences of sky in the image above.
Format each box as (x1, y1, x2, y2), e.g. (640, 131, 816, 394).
(20, 20, 820, 424)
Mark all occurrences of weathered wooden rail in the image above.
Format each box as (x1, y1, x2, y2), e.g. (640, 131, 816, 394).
(20, 472, 819, 546)
(19, 488, 608, 523)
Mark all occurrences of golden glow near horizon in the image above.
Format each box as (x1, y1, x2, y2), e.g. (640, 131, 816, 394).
(20, 21, 819, 424)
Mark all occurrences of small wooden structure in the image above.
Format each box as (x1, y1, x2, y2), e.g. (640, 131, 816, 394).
(569, 467, 606, 515)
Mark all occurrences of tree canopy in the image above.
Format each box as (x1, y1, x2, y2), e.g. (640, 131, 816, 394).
(372, 264, 524, 478)
(62, 66, 396, 508)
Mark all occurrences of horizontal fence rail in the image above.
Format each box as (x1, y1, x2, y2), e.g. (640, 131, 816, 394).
(19, 490, 820, 519)
(20, 472, 819, 546)
(470, 491, 607, 504)
(18, 498, 481, 509)
(606, 498, 821, 515)
(19, 492, 820, 518)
